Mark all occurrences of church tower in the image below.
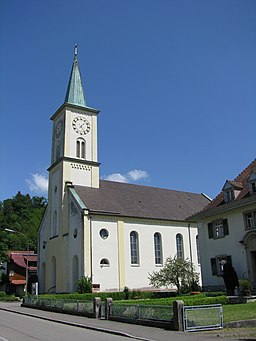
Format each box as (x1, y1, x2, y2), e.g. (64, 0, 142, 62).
(48, 46, 100, 191)
(47, 46, 100, 240)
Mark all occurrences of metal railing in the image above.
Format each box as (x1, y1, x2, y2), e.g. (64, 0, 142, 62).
(23, 297, 94, 316)
(183, 304, 223, 332)
(111, 303, 173, 322)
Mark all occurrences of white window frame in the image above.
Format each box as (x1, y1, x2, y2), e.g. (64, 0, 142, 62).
(130, 231, 139, 265)
(213, 220, 224, 239)
(176, 233, 184, 259)
(76, 138, 86, 159)
(154, 232, 163, 265)
(244, 210, 256, 230)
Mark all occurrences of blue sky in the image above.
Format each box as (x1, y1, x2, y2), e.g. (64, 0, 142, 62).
(0, 0, 255, 202)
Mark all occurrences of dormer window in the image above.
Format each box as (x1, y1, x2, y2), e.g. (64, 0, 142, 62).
(222, 180, 243, 202)
(225, 189, 235, 202)
(248, 171, 256, 194)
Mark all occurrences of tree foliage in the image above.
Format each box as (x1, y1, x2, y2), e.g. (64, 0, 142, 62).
(0, 192, 47, 262)
(75, 276, 92, 293)
(148, 255, 200, 294)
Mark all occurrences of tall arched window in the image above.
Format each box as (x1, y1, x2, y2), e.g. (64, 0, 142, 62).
(52, 210, 57, 237)
(154, 232, 163, 265)
(196, 235, 200, 264)
(130, 231, 139, 265)
(176, 233, 184, 259)
(76, 138, 86, 159)
(41, 262, 46, 293)
(73, 256, 79, 291)
(51, 256, 56, 293)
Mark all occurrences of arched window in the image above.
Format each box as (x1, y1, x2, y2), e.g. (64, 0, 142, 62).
(76, 138, 86, 159)
(73, 256, 79, 291)
(41, 262, 46, 293)
(50, 256, 56, 293)
(130, 231, 139, 265)
(154, 232, 163, 265)
(176, 233, 184, 259)
(100, 258, 110, 267)
(52, 210, 57, 237)
(196, 235, 200, 264)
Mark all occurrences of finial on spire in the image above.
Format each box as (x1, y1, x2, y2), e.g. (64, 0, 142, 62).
(74, 44, 78, 56)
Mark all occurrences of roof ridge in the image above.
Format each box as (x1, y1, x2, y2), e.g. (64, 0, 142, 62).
(99, 179, 204, 196)
(235, 158, 256, 183)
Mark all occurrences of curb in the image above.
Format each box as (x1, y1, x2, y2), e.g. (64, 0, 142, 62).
(224, 319, 256, 328)
(0, 307, 154, 341)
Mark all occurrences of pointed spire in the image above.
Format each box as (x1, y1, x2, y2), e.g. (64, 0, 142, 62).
(64, 44, 86, 107)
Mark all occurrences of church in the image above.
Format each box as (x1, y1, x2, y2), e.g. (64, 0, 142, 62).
(38, 47, 210, 293)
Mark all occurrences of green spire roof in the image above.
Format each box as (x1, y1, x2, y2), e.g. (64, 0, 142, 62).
(64, 45, 86, 107)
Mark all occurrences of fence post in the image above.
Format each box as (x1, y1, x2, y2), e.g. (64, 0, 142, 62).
(105, 298, 113, 320)
(173, 300, 184, 331)
(93, 297, 101, 318)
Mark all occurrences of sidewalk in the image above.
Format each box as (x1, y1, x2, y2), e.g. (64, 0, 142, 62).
(0, 301, 248, 341)
(0, 302, 224, 341)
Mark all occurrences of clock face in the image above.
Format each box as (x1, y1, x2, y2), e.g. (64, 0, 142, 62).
(72, 117, 90, 135)
(55, 120, 63, 138)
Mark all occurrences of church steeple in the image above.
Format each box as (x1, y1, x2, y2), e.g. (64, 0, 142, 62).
(64, 45, 86, 107)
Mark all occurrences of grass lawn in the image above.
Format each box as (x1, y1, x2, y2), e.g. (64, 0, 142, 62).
(223, 303, 256, 322)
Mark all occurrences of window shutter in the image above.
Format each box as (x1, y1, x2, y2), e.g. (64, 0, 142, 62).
(208, 223, 213, 239)
(223, 219, 229, 236)
(211, 258, 217, 275)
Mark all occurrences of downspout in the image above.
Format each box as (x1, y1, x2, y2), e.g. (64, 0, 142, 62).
(89, 216, 93, 282)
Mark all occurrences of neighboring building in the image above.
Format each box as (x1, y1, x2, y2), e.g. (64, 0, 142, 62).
(38, 47, 210, 294)
(190, 160, 256, 291)
(7, 251, 38, 296)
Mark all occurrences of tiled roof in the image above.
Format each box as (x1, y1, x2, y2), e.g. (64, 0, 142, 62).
(11, 252, 37, 270)
(73, 180, 210, 221)
(11, 279, 26, 285)
(193, 159, 256, 216)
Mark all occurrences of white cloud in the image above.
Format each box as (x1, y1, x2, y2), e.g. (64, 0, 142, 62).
(128, 169, 149, 181)
(26, 173, 48, 194)
(102, 173, 128, 183)
(102, 169, 149, 184)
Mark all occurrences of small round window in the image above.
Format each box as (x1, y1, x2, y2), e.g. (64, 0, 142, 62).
(99, 228, 109, 239)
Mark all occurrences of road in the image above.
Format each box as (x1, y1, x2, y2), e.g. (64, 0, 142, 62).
(0, 310, 137, 341)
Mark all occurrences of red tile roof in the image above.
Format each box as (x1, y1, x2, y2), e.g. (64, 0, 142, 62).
(11, 279, 26, 285)
(10, 252, 37, 270)
(192, 159, 256, 216)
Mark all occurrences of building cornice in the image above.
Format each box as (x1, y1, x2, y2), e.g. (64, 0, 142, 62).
(48, 156, 100, 172)
(50, 102, 100, 121)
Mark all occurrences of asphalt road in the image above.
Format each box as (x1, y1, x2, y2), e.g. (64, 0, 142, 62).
(0, 310, 139, 341)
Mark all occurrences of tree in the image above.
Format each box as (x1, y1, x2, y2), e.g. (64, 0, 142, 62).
(0, 192, 47, 259)
(148, 255, 199, 294)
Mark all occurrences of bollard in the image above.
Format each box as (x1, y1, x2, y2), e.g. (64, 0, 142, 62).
(173, 300, 184, 331)
(93, 297, 101, 318)
(105, 298, 113, 320)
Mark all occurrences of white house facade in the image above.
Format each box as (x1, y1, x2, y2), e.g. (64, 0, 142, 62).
(190, 160, 256, 291)
(38, 48, 210, 293)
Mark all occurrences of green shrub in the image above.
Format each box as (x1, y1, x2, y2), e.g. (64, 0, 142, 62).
(0, 291, 6, 298)
(239, 279, 253, 296)
(1, 294, 18, 301)
(76, 276, 92, 294)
